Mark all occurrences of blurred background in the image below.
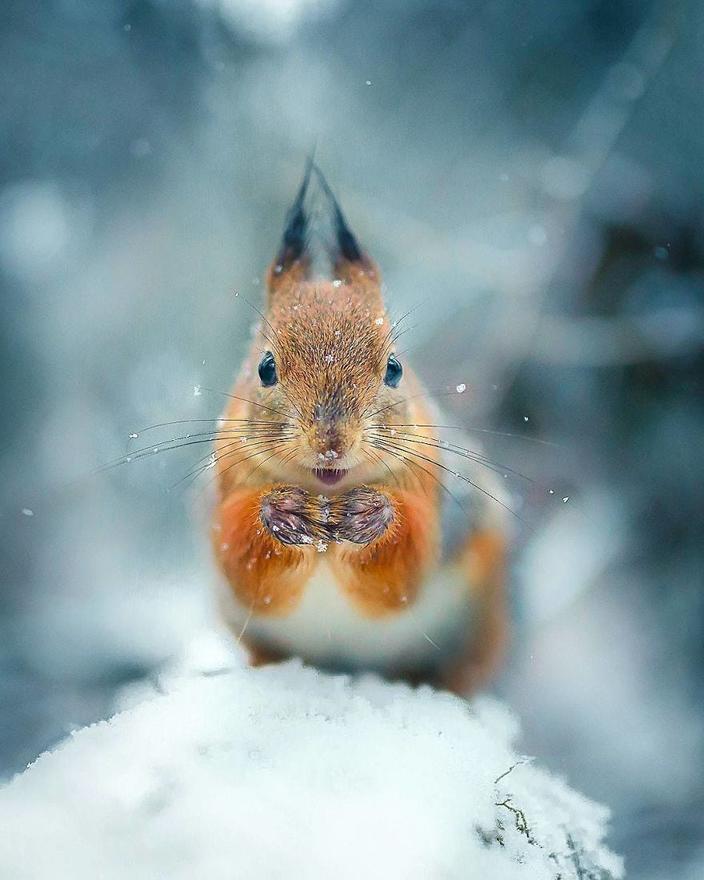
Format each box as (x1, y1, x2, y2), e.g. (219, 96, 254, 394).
(1, 0, 702, 876)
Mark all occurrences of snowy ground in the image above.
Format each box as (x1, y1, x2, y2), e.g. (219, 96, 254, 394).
(0, 646, 622, 880)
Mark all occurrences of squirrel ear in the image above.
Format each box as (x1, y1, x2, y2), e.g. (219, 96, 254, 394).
(266, 157, 313, 297)
(313, 164, 380, 286)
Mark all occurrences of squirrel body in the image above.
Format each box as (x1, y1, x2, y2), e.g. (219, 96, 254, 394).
(211, 165, 508, 693)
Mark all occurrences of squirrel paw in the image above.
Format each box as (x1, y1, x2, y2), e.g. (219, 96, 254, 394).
(329, 486, 394, 545)
(260, 486, 328, 547)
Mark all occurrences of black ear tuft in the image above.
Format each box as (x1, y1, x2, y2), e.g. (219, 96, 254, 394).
(312, 164, 364, 264)
(269, 160, 378, 294)
(275, 156, 314, 268)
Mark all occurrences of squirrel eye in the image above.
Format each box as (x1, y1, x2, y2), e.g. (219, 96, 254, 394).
(258, 351, 278, 387)
(384, 353, 403, 388)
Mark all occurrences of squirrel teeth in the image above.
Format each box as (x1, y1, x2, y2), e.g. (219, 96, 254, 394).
(313, 469, 347, 486)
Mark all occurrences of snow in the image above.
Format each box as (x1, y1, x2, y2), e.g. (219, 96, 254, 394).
(0, 655, 622, 880)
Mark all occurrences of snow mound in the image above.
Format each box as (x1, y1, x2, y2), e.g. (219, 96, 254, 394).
(0, 660, 622, 880)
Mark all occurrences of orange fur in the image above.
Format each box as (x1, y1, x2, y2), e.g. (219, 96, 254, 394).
(213, 487, 315, 616)
(440, 530, 508, 693)
(331, 487, 439, 617)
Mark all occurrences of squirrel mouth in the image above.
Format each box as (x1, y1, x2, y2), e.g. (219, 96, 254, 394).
(313, 468, 347, 486)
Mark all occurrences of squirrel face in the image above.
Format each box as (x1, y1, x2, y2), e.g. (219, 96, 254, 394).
(257, 281, 410, 485)
(235, 164, 417, 493)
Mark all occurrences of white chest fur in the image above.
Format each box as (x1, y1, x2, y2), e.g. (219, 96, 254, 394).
(217, 560, 474, 674)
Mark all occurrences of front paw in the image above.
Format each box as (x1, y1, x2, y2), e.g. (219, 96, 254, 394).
(260, 486, 328, 547)
(330, 486, 395, 545)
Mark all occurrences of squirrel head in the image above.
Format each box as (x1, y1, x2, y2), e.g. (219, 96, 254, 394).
(240, 162, 420, 492)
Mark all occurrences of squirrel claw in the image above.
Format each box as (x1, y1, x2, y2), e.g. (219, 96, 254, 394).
(329, 486, 394, 545)
(260, 486, 328, 547)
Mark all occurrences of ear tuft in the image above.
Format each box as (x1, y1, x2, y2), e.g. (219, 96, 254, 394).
(267, 156, 314, 296)
(313, 164, 377, 282)
(266, 160, 380, 298)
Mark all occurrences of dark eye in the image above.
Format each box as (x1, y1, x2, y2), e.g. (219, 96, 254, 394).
(384, 353, 403, 388)
(258, 351, 278, 387)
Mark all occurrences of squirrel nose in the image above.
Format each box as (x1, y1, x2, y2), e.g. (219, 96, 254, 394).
(314, 422, 345, 459)
(312, 404, 349, 460)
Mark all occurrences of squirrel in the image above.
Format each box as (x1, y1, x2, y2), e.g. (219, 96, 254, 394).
(211, 162, 509, 694)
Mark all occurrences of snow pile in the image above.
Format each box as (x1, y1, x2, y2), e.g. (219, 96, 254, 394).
(0, 659, 622, 880)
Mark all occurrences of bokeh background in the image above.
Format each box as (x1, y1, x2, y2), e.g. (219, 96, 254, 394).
(1, 1, 703, 876)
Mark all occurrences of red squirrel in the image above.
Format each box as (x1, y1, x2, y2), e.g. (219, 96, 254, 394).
(211, 163, 509, 694)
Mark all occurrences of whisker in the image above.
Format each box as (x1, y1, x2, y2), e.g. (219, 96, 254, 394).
(276, 385, 305, 421)
(198, 386, 294, 419)
(406, 608, 442, 651)
(238, 293, 285, 358)
(195, 444, 294, 501)
(370, 440, 467, 517)
(154, 426, 293, 444)
(363, 388, 457, 421)
(389, 299, 428, 342)
(360, 444, 401, 488)
(394, 344, 422, 359)
(370, 429, 569, 501)
(389, 323, 418, 345)
(180, 439, 291, 494)
(235, 600, 256, 647)
(95, 436, 235, 476)
(372, 437, 530, 528)
(244, 446, 293, 484)
(170, 436, 289, 491)
(130, 417, 287, 437)
(95, 427, 295, 476)
(368, 430, 537, 485)
(234, 298, 305, 422)
(370, 423, 561, 448)
(195, 438, 300, 501)
(366, 441, 426, 494)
